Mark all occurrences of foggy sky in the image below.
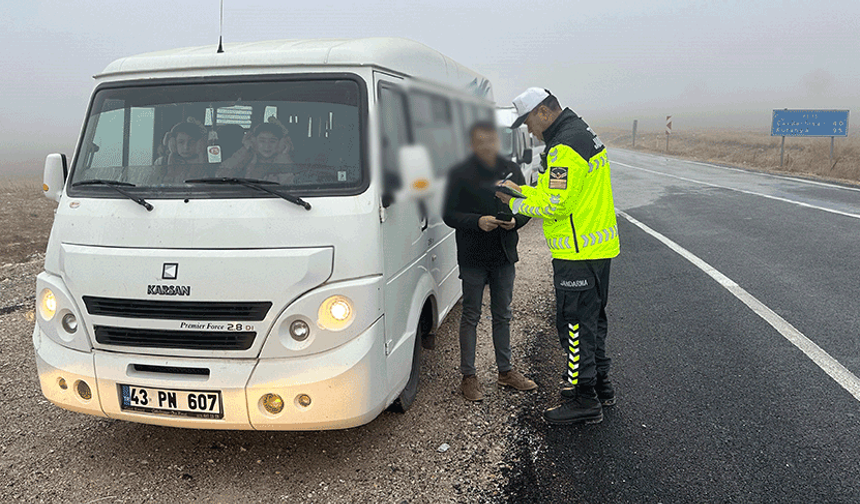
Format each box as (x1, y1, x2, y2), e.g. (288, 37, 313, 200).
(2, 0, 858, 176)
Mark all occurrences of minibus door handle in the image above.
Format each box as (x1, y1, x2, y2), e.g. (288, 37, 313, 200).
(418, 201, 429, 232)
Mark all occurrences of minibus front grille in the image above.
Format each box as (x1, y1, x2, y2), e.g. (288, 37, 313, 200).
(132, 364, 210, 376)
(83, 296, 271, 321)
(94, 326, 255, 351)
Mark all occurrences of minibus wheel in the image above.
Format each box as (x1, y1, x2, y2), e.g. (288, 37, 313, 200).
(390, 324, 422, 413)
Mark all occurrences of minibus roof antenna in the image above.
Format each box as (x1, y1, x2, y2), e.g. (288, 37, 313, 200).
(217, 0, 225, 53)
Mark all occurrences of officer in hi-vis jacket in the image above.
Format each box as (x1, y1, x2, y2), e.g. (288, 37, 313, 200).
(496, 88, 620, 425)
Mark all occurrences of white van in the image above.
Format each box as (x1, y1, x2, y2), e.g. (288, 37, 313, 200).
(495, 106, 544, 186)
(36, 38, 496, 430)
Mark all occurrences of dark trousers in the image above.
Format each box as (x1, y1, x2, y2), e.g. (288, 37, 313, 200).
(554, 258, 612, 389)
(458, 262, 515, 376)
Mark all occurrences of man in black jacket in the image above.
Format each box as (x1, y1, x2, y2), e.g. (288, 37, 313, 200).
(443, 121, 538, 401)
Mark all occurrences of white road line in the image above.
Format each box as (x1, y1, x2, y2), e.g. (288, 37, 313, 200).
(684, 159, 860, 193)
(617, 210, 860, 402)
(613, 161, 860, 221)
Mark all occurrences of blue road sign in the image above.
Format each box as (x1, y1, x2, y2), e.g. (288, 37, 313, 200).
(771, 109, 849, 137)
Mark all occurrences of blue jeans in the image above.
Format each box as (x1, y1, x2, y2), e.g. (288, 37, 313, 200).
(458, 262, 515, 376)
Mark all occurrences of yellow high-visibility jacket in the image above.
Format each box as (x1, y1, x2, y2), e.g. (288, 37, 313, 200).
(508, 109, 619, 261)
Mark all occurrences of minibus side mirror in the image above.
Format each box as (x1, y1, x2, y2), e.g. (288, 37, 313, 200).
(519, 148, 533, 165)
(44, 153, 67, 202)
(397, 145, 435, 200)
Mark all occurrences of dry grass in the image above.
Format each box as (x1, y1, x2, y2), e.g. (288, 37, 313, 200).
(0, 178, 57, 265)
(1, 128, 858, 267)
(599, 127, 860, 185)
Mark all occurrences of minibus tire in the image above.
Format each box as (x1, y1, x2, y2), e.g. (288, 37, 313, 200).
(390, 327, 422, 413)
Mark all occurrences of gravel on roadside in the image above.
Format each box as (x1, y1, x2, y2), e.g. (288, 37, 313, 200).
(1, 221, 561, 504)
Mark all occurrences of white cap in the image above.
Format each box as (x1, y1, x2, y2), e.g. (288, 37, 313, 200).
(511, 87, 552, 128)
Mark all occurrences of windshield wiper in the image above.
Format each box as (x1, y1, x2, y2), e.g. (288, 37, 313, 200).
(184, 177, 311, 211)
(71, 180, 153, 211)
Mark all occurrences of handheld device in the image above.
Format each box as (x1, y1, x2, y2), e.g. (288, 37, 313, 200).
(495, 185, 527, 198)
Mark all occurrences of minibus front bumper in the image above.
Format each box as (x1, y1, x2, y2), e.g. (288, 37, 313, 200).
(33, 318, 389, 430)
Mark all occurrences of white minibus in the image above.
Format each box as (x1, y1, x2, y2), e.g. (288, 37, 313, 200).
(495, 106, 543, 186)
(35, 38, 496, 430)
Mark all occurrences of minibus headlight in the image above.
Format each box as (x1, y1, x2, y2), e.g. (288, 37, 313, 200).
(317, 295, 355, 331)
(39, 289, 57, 321)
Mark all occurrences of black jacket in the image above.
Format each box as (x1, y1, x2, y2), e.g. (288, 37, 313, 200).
(542, 108, 605, 161)
(443, 154, 530, 267)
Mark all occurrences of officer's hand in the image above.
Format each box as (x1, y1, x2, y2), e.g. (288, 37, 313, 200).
(494, 180, 521, 205)
(478, 215, 500, 232)
(499, 180, 521, 191)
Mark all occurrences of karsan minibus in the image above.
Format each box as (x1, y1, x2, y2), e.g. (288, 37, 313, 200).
(36, 38, 496, 430)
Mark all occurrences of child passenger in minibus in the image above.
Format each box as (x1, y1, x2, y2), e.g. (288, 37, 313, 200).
(217, 120, 295, 183)
(147, 120, 208, 185)
(155, 121, 207, 165)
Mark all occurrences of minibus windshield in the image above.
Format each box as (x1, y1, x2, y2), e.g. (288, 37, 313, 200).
(69, 78, 364, 197)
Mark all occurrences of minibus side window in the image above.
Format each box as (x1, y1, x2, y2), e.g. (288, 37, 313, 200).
(462, 104, 477, 138)
(450, 100, 467, 160)
(409, 92, 458, 177)
(454, 101, 464, 146)
(460, 102, 479, 154)
(475, 106, 494, 123)
(378, 85, 411, 188)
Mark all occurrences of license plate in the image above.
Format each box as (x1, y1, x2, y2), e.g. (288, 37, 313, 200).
(119, 384, 223, 419)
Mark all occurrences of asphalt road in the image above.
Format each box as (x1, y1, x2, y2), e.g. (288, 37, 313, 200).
(5, 150, 860, 503)
(501, 149, 860, 503)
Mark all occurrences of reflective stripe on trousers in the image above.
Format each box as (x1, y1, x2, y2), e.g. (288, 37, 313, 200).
(568, 323, 580, 385)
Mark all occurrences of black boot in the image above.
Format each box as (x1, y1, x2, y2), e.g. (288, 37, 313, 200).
(595, 375, 616, 406)
(544, 387, 602, 425)
(563, 376, 616, 406)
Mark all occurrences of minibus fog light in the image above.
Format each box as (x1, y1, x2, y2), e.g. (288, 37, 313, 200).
(76, 380, 92, 400)
(296, 394, 312, 408)
(58, 378, 68, 390)
(39, 289, 57, 321)
(317, 295, 355, 331)
(289, 320, 310, 341)
(61, 313, 78, 333)
(261, 393, 284, 415)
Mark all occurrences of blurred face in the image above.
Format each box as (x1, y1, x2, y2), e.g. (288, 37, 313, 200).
(175, 132, 198, 159)
(471, 128, 500, 167)
(255, 132, 281, 159)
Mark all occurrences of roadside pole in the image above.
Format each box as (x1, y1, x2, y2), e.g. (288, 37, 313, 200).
(780, 136, 785, 167)
(632, 119, 638, 147)
(665, 115, 672, 152)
